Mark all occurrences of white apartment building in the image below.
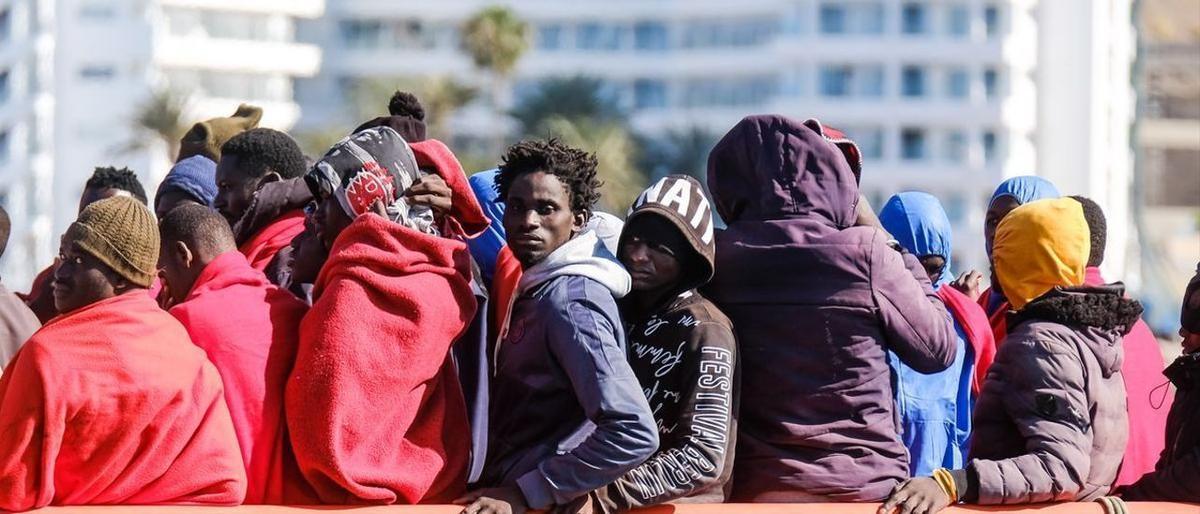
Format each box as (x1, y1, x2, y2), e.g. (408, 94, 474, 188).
(298, 0, 1137, 278)
(0, 0, 324, 288)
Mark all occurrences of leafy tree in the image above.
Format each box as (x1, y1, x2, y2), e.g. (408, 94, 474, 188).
(510, 76, 624, 136)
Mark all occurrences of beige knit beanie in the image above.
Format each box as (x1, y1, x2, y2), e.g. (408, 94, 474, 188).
(64, 196, 159, 287)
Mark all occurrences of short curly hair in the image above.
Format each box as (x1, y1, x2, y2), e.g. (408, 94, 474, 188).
(496, 138, 601, 216)
(86, 166, 147, 204)
(388, 91, 425, 120)
(1070, 195, 1107, 267)
(220, 128, 306, 180)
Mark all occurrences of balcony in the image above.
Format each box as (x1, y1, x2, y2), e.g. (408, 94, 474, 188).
(154, 36, 321, 77)
(157, 0, 324, 19)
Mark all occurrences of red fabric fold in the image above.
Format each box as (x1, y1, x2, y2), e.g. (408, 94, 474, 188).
(169, 251, 314, 504)
(239, 210, 306, 273)
(938, 285, 997, 395)
(409, 139, 490, 239)
(286, 214, 473, 504)
(978, 286, 1010, 349)
(0, 291, 246, 511)
(1083, 267, 1171, 487)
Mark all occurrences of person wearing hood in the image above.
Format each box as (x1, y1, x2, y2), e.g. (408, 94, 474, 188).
(1069, 196, 1171, 488)
(176, 103, 262, 163)
(352, 90, 428, 143)
(879, 192, 995, 477)
(0, 196, 246, 510)
(1119, 263, 1200, 501)
(0, 206, 38, 367)
(703, 115, 956, 502)
(460, 139, 657, 514)
(951, 175, 1060, 347)
(158, 204, 313, 504)
(286, 126, 488, 504)
(881, 197, 1134, 514)
(573, 175, 738, 512)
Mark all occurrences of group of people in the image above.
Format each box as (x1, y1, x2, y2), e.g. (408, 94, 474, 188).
(0, 94, 1194, 514)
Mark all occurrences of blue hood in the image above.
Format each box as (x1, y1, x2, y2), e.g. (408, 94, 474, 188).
(989, 175, 1059, 208)
(879, 192, 954, 287)
(467, 169, 507, 283)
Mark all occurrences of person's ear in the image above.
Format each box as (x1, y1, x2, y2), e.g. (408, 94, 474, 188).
(259, 171, 283, 188)
(173, 240, 195, 269)
(572, 210, 589, 235)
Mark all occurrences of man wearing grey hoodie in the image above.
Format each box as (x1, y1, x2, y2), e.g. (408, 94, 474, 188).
(459, 139, 658, 514)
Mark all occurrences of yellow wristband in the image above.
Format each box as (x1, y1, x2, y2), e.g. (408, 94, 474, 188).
(932, 468, 958, 503)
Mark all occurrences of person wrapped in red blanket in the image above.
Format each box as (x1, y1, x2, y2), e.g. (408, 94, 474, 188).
(287, 125, 485, 504)
(159, 204, 314, 504)
(0, 196, 246, 511)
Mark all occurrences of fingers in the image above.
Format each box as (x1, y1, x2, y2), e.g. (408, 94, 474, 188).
(407, 194, 452, 212)
(879, 482, 907, 514)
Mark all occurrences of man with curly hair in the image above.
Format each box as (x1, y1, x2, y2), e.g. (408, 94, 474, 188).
(459, 139, 657, 514)
(214, 128, 312, 279)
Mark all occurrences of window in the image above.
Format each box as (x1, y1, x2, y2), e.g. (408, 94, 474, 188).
(79, 65, 115, 81)
(819, 5, 846, 34)
(538, 24, 563, 50)
(634, 22, 668, 51)
(901, 3, 927, 34)
(983, 68, 999, 99)
(578, 23, 623, 50)
(944, 193, 966, 223)
(859, 66, 885, 97)
(340, 20, 382, 48)
(633, 79, 667, 109)
(845, 127, 885, 159)
(901, 66, 926, 97)
(79, 2, 116, 19)
(982, 130, 998, 162)
(946, 68, 969, 99)
(943, 130, 966, 162)
(901, 128, 927, 160)
(947, 5, 970, 37)
(0, 9, 10, 42)
(0, 70, 8, 103)
(0, 131, 9, 164)
(819, 66, 852, 97)
(984, 5, 1000, 38)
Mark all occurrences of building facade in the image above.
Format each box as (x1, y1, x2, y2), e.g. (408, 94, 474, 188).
(297, 0, 1136, 277)
(0, 0, 323, 288)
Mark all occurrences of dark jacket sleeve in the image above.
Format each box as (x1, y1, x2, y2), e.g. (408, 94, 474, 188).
(870, 233, 956, 373)
(1120, 448, 1200, 501)
(969, 338, 1094, 504)
(516, 291, 659, 509)
(596, 322, 738, 512)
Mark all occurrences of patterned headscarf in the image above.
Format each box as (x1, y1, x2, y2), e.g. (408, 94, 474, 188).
(305, 126, 436, 235)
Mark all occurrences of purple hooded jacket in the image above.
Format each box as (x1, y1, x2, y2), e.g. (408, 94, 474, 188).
(704, 115, 956, 502)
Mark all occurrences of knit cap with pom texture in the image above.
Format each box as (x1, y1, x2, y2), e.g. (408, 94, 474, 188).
(64, 196, 160, 287)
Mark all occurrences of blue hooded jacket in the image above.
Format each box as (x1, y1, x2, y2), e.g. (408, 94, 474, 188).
(466, 169, 507, 285)
(984, 176, 1060, 312)
(879, 192, 975, 477)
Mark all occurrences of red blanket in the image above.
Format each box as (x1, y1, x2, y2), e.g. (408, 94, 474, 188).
(410, 139, 490, 239)
(938, 286, 996, 395)
(239, 210, 306, 273)
(0, 291, 246, 511)
(169, 251, 313, 504)
(1083, 267, 1171, 486)
(287, 214, 474, 504)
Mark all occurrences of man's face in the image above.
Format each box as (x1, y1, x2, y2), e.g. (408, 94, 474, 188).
(313, 198, 354, 254)
(918, 255, 947, 286)
(620, 233, 682, 293)
(78, 187, 127, 214)
(53, 239, 121, 315)
(984, 195, 1020, 257)
(503, 171, 585, 269)
(214, 155, 262, 226)
(154, 190, 200, 221)
(157, 240, 195, 306)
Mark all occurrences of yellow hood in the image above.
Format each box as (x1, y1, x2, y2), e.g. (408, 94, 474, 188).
(993, 197, 1090, 310)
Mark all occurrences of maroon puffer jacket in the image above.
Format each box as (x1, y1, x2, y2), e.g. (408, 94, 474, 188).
(705, 115, 956, 502)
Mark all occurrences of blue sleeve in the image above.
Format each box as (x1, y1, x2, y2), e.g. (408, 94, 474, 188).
(515, 290, 659, 509)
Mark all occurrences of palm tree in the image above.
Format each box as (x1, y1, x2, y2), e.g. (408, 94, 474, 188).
(538, 116, 647, 214)
(418, 75, 478, 140)
(638, 126, 720, 181)
(124, 88, 189, 160)
(461, 5, 529, 141)
(510, 76, 624, 136)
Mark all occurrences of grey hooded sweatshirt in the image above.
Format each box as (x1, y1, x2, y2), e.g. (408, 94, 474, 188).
(481, 230, 658, 510)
